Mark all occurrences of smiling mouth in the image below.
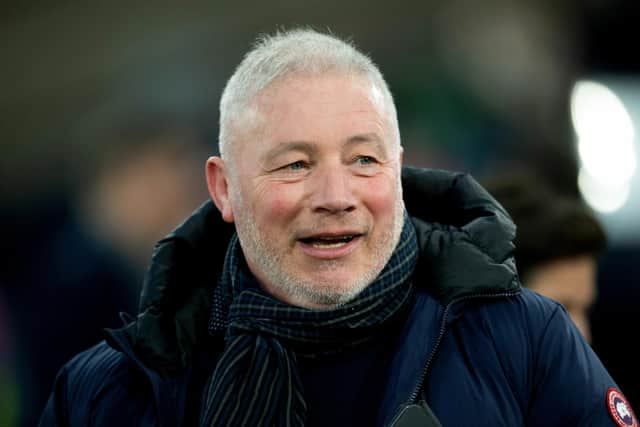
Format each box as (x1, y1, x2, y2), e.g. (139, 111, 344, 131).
(299, 235, 358, 249)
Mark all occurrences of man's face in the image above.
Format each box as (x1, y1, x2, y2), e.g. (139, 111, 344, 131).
(526, 255, 597, 343)
(213, 74, 404, 309)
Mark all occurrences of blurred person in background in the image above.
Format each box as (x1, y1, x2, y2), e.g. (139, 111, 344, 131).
(40, 29, 635, 426)
(1, 120, 207, 427)
(74, 122, 209, 272)
(483, 174, 607, 343)
(1, 187, 137, 427)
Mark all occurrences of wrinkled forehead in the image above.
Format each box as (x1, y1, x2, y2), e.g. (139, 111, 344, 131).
(254, 72, 389, 112)
(238, 73, 399, 151)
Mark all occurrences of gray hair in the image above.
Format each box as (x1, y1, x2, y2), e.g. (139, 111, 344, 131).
(218, 28, 400, 163)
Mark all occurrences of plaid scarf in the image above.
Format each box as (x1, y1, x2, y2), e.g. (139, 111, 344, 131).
(200, 215, 418, 426)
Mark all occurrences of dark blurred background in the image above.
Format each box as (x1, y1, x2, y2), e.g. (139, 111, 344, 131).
(1, 1, 639, 425)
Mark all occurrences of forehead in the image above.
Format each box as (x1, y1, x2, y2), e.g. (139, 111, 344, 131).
(257, 73, 383, 106)
(244, 74, 394, 148)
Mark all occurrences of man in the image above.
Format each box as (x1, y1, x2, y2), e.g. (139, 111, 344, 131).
(41, 29, 636, 426)
(484, 175, 607, 343)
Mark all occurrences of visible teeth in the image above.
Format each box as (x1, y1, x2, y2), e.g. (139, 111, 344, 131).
(312, 240, 348, 249)
(301, 235, 356, 249)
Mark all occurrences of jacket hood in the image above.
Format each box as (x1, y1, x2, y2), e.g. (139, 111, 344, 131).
(115, 167, 518, 375)
(402, 167, 518, 305)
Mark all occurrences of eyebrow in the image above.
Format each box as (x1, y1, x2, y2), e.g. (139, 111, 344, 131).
(344, 133, 388, 156)
(262, 141, 317, 165)
(262, 133, 388, 165)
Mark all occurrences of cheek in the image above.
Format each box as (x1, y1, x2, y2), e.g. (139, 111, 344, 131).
(361, 176, 399, 219)
(253, 184, 303, 224)
(268, 196, 294, 219)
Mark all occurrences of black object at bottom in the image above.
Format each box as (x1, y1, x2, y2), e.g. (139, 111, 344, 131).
(389, 402, 443, 427)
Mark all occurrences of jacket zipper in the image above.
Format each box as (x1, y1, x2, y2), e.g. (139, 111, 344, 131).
(407, 289, 521, 403)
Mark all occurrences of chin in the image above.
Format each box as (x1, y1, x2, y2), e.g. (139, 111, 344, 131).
(299, 286, 366, 310)
(307, 270, 367, 290)
(305, 277, 371, 305)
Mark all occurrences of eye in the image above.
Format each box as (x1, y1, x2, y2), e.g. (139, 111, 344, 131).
(356, 155, 377, 165)
(277, 160, 311, 173)
(286, 160, 308, 170)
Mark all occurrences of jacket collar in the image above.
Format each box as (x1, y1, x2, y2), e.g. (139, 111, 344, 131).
(114, 167, 519, 376)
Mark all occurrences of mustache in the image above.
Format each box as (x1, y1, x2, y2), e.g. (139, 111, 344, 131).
(294, 218, 369, 238)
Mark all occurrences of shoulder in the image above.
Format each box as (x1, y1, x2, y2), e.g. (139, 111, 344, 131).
(45, 340, 150, 425)
(459, 288, 570, 347)
(443, 288, 575, 390)
(449, 287, 562, 338)
(487, 287, 562, 323)
(62, 340, 136, 390)
(462, 290, 622, 425)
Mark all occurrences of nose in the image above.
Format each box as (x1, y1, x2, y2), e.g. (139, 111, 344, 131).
(309, 165, 357, 213)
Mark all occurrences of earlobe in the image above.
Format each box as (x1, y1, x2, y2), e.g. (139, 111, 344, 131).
(205, 156, 235, 223)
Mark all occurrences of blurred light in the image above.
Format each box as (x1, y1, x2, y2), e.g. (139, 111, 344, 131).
(571, 81, 635, 144)
(578, 167, 630, 213)
(578, 137, 636, 186)
(571, 80, 637, 213)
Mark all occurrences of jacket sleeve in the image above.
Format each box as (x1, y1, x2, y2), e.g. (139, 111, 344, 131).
(38, 341, 160, 427)
(38, 342, 126, 427)
(526, 303, 637, 426)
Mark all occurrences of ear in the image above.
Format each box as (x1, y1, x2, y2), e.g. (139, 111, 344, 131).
(205, 156, 235, 223)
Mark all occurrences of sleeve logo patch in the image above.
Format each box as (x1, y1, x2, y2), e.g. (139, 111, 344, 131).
(607, 387, 637, 427)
